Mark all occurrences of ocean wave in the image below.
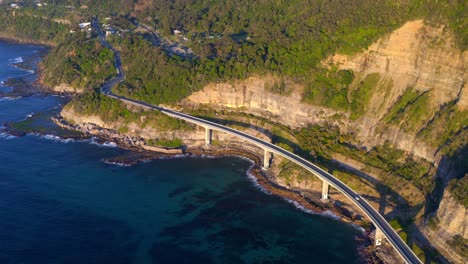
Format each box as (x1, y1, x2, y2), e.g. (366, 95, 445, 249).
(103, 160, 131, 167)
(284, 198, 341, 220)
(40, 134, 75, 143)
(157, 154, 189, 160)
(8, 57, 23, 64)
(0, 96, 22, 102)
(27, 70, 34, 74)
(0, 132, 17, 140)
(245, 163, 271, 195)
(89, 137, 118, 148)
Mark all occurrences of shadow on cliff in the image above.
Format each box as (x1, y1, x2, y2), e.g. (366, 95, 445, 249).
(424, 144, 468, 217)
(327, 164, 451, 263)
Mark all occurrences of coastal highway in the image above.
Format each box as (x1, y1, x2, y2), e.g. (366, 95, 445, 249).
(92, 17, 422, 264)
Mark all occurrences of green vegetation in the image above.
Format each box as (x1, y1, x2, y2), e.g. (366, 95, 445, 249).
(418, 101, 468, 148)
(384, 88, 433, 132)
(68, 90, 193, 131)
(446, 175, 468, 207)
(303, 69, 354, 110)
(43, 33, 116, 90)
(389, 219, 404, 231)
(349, 73, 380, 120)
(420, 0, 467, 51)
(147, 138, 184, 148)
(265, 79, 291, 96)
(0, 9, 68, 44)
(447, 235, 468, 259)
(427, 216, 439, 230)
(117, 126, 129, 133)
(111, 34, 210, 104)
(1, 0, 465, 116)
(389, 218, 427, 262)
(278, 160, 317, 185)
(296, 125, 432, 192)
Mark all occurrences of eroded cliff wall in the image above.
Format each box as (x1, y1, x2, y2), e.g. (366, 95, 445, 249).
(183, 20, 467, 163)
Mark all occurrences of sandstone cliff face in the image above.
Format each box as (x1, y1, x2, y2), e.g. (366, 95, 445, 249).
(326, 20, 467, 161)
(52, 83, 84, 93)
(436, 191, 467, 239)
(61, 106, 205, 144)
(184, 75, 341, 128)
(425, 190, 467, 264)
(60, 105, 272, 154)
(184, 20, 467, 163)
(327, 20, 466, 110)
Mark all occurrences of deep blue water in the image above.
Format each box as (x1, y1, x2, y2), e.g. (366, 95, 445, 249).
(0, 41, 363, 263)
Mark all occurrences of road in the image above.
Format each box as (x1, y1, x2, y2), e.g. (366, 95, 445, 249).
(91, 17, 422, 264)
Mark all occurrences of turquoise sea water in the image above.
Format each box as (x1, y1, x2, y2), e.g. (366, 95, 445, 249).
(0, 41, 363, 263)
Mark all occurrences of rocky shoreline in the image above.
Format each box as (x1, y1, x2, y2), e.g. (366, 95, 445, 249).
(0, 35, 55, 47)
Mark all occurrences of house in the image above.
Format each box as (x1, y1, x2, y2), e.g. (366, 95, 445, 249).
(106, 30, 116, 37)
(78, 22, 91, 29)
(10, 4, 20, 9)
(173, 30, 182, 35)
(33, 0, 44, 7)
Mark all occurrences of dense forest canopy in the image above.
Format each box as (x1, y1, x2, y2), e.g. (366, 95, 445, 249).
(1, 0, 464, 105)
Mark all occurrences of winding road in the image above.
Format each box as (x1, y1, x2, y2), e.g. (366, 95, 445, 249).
(92, 17, 422, 264)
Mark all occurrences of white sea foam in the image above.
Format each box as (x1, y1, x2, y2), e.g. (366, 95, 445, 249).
(321, 210, 341, 220)
(245, 163, 271, 195)
(89, 137, 118, 148)
(40, 134, 75, 143)
(0, 96, 22, 102)
(27, 70, 34, 74)
(103, 160, 131, 167)
(9, 57, 23, 64)
(0, 132, 16, 140)
(284, 198, 341, 220)
(198, 154, 216, 159)
(156, 154, 189, 160)
(284, 198, 316, 214)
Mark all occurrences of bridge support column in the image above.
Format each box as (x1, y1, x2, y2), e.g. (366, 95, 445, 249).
(205, 128, 212, 145)
(375, 228, 384, 246)
(321, 181, 330, 200)
(263, 149, 271, 169)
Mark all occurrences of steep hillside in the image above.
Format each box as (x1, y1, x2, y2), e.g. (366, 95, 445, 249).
(183, 20, 467, 263)
(324, 20, 467, 154)
(185, 20, 467, 161)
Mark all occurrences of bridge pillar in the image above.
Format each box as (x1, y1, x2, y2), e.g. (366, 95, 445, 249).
(263, 149, 271, 169)
(375, 228, 384, 246)
(205, 128, 212, 145)
(321, 181, 330, 200)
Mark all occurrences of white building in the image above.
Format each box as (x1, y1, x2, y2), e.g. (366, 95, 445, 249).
(78, 22, 91, 29)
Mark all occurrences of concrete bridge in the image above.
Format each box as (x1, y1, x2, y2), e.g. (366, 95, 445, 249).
(92, 17, 422, 264)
